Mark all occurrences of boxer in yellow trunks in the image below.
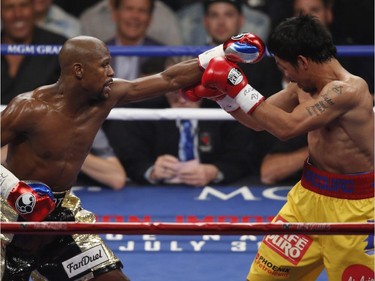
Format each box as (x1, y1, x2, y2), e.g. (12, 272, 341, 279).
(249, 160, 374, 280)
(190, 14, 374, 281)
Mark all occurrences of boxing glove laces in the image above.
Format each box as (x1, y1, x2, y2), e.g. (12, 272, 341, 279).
(0, 165, 56, 221)
(198, 32, 265, 69)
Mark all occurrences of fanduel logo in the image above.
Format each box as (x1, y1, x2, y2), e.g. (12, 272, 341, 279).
(62, 245, 109, 278)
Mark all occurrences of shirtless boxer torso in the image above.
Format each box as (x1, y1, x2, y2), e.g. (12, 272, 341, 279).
(194, 15, 374, 281)
(1, 30, 264, 281)
(0, 36, 202, 281)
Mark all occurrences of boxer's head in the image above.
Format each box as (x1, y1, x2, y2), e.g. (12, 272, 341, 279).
(164, 56, 201, 109)
(59, 36, 114, 99)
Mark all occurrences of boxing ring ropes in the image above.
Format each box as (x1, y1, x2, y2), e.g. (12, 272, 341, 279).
(1, 44, 374, 236)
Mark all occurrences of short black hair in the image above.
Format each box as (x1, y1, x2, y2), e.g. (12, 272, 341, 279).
(112, 0, 155, 13)
(268, 15, 337, 65)
(203, 0, 243, 14)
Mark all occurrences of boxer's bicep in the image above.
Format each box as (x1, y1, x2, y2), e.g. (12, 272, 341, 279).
(286, 83, 356, 134)
(248, 83, 354, 139)
(1, 99, 34, 145)
(1, 102, 17, 135)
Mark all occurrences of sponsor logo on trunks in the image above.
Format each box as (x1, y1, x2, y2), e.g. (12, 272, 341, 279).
(227, 68, 243, 86)
(342, 264, 375, 281)
(254, 253, 290, 278)
(62, 245, 109, 278)
(263, 216, 313, 265)
(304, 169, 355, 193)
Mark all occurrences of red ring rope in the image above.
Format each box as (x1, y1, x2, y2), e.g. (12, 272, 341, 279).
(1, 222, 373, 235)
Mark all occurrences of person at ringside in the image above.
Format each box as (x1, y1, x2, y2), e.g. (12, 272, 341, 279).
(185, 15, 374, 281)
(111, 57, 255, 187)
(1, 0, 67, 105)
(0, 32, 264, 280)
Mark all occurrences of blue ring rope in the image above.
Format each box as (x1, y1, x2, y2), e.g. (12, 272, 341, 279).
(1, 44, 373, 57)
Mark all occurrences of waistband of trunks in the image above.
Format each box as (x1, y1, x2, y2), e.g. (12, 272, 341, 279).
(53, 190, 69, 198)
(52, 190, 70, 208)
(301, 161, 374, 199)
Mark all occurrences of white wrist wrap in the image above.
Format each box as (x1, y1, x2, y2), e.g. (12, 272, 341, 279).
(198, 44, 225, 69)
(234, 84, 265, 114)
(0, 165, 19, 199)
(216, 95, 240, 112)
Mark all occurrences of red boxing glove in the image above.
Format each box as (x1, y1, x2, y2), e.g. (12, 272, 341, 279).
(1, 165, 56, 221)
(198, 32, 265, 69)
(183, 84, 240, 113)
(180, 86, 201, 102)
(6, 181, 56, 221)
(182, 84, 223, 102)
(224, 33, 265, 64)
(202, 57, 265, 114)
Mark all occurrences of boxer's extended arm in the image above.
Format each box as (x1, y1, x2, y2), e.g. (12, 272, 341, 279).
(114, 58, 203, 105)
(114, 33, 265, 106)
(228, 86, 300, 131)
(252, 85, 357, 140)
(202, 58, 359, 140)
(0, 165, 56, 221)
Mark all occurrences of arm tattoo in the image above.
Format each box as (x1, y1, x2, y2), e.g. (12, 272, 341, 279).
(305, 87, 337, 117)
(331, 85, 343, 95)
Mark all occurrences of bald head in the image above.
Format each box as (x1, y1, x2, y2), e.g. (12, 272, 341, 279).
(58, 36, 109, 74)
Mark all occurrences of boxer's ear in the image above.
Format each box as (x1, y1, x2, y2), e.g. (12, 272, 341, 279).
(297, 55, 309, 70)
(73, 63, 83, 79)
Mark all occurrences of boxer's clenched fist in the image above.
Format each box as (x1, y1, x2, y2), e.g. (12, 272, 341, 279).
(1, 165, 56, 221)
(202, 57, 265, 114)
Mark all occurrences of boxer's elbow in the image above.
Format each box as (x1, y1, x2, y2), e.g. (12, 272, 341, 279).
(271, 124, 299, 141)
(272, 116, 304, 141)
(275, 131, 293, 141)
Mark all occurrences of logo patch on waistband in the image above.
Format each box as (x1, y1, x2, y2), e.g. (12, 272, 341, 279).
(62, 245, 109, 278)
(263, 216, 313, 265)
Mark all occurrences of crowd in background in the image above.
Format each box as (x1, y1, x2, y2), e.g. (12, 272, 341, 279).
(1, 0, 374, 189)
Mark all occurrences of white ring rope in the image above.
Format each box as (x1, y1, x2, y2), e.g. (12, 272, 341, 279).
(108, 108, 233, 120)
(0, 105, 234, 121)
